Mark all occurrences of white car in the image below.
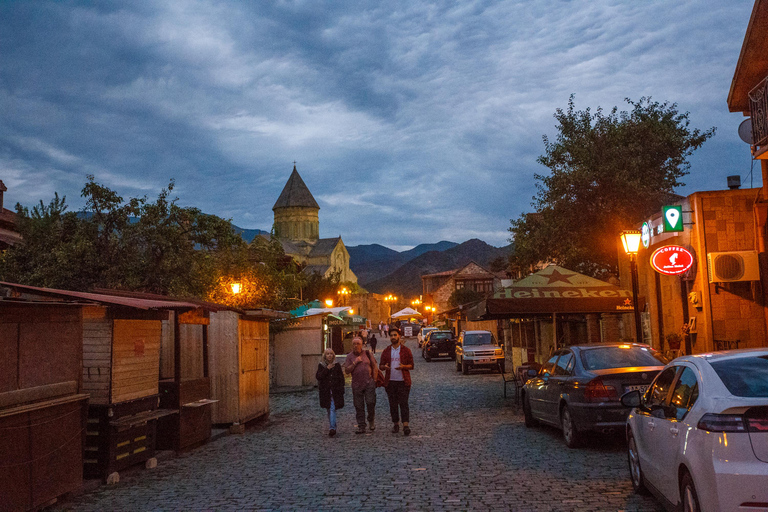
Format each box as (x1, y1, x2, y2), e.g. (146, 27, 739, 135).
(622, 349, 768, 512)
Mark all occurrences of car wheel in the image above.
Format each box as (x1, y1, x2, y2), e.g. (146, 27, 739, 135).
(523, 395, 538, 428)
(626, 431, 649, 495)
(461, 360, 469, 375)
(425, 353, 431, 362)
(680, 472, 701, 512)
(561, 405, 581, 448)
(455, 358, 461, 372)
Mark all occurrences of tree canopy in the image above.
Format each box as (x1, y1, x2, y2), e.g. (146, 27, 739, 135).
(509, 96, 715, 277)
(0, 176, 338, 312)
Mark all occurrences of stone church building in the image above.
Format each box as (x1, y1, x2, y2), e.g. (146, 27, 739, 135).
(272, 166, 357, 283)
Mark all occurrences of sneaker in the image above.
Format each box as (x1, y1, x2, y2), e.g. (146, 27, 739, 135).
(369, 420, 375, 431)
(392, 423, 399, 433)
(403, 426, 411, 436)
(329, 429, 336, 437)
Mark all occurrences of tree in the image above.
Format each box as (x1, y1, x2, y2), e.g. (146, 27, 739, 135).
(448, 288, 483, 308)
(510, 96, 715, 277)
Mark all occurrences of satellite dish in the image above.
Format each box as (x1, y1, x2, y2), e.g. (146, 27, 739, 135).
(738, 118, 753, 144)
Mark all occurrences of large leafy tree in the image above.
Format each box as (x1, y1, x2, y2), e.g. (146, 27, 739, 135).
(510, 96, 715, 277)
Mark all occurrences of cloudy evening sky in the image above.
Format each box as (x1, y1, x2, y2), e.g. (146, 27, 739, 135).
(0, 1, 757, 250)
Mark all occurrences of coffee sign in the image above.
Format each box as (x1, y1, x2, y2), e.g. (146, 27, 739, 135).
(650, 245, 694, 276)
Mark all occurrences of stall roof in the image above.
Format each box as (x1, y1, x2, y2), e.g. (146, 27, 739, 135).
(466, 265, 643, 320)
(0, 282, 207, 310)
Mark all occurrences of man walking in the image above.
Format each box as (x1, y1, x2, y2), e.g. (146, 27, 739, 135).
(379, 328, 414, 436)
(343, 337, 377, 434)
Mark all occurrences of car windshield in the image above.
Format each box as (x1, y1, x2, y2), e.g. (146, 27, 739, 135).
(710, 355, 768, 397)
(464, 333, 493, 345)
(431, 332, 452, 340)
(579, 346, 667, 370)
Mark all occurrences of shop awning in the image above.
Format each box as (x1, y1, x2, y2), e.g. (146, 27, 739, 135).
(467, 265, 644, 320)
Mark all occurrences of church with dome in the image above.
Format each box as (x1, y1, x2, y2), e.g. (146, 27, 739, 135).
(272, 165, 357, 284)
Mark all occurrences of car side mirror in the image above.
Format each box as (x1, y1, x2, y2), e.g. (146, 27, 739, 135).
(620, 390, 641, 408)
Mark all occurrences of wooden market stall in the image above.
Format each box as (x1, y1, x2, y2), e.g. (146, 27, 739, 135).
(0, 300, 88, 512)
(208, 309, 282, 428)
(0, 283, 209, 481)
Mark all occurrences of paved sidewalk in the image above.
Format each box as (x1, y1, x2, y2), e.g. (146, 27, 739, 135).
(55, 352, 663, 511)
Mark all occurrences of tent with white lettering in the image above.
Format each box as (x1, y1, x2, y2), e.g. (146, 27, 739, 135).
(467, 265, 642, 320)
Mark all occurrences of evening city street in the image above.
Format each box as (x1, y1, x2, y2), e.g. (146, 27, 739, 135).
(53, 345, 662, 512)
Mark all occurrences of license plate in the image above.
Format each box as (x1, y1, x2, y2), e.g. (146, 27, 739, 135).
(625, 385, 648, 393)
(439, 353, 448, 356)
(476, 359, 492, 364)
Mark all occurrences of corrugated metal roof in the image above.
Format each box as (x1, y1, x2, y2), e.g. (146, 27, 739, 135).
(0, 282, 204, 310)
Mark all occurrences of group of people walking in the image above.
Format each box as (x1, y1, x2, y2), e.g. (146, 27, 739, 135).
(316, 327, 412, 437)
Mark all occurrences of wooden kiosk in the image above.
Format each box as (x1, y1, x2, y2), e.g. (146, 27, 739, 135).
(0, 300, 88, 512)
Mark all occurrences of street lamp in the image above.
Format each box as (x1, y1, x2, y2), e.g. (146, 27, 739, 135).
(325, 298, 334, 308)
(620, 230, 643, 343)
(230, 282, 242, 295)
(337, 287, 350, 306)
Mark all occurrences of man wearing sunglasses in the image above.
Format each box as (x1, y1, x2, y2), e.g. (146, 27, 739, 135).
(378, 327, 415, 436)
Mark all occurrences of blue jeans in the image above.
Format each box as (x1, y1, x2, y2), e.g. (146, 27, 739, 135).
(327, 398, 337, 430)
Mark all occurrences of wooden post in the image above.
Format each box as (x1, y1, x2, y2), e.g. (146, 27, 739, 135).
(174, 311, 181, 383)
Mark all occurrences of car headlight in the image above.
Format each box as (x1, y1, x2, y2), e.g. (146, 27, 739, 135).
(464, 350, 474, 357)
(495, 349, 503, 356)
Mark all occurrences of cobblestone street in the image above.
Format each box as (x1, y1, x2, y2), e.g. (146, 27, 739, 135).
(56, 342, 664, 511)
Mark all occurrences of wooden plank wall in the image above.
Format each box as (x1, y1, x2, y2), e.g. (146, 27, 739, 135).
(0, 305, 82, 394)
(82, 306, 112, 405)
(208, 311, 240, 424)
(111, 320, 161, 403)
(180, 324, 204, 379)
(239, 318, 269, 423)
(160, 318, 174, 380)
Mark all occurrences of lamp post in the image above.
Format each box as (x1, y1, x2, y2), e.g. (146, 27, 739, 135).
(384, 294, 397, 319)
(620, 230, 643, 343)
(337, 287, 349, 306)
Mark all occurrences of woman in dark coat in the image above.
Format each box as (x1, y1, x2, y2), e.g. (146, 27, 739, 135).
(316, 348, 345, 437)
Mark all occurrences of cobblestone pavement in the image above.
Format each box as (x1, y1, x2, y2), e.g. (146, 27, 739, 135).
(56, 342, 664, 511)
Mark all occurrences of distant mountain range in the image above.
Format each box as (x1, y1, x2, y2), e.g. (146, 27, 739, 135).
(353, 239, 513, 297)
(233, 226, 512, 297)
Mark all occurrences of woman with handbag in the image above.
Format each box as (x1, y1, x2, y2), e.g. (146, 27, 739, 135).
(316, 348, 345, 437)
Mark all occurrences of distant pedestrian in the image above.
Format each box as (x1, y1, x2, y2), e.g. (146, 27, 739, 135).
(316, 348, 345, 437)
(378, 321, 384, 335)
(369, 334, 378, 354)
(379, 328, 414, 436)
(360, 327, 369, 342)
(383, 323, 389, 338)
(343, 337, 378, 434)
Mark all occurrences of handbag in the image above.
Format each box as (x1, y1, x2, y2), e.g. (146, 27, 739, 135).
(367, 351, 386, 387)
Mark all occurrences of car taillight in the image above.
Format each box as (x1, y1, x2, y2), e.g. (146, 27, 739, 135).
(584, 378, 617, 402)
(697, 413, 747, 433)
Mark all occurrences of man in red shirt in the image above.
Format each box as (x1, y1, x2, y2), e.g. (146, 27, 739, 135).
(378, 328, 414, 436)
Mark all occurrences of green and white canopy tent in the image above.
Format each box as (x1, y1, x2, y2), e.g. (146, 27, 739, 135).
(467, 265, 642, 320)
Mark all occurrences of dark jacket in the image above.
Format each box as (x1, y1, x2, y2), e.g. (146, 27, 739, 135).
(316, 362, 345, 409)
(380, 344, 414, 387)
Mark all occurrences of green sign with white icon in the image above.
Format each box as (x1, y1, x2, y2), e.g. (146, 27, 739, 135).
(662, 205, 683, 232)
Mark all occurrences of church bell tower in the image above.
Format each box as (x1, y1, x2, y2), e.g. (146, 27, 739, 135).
(272, 165, 320, 242)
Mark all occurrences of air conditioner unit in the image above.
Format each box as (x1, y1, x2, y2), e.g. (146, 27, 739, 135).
(707, 251, 760, 283)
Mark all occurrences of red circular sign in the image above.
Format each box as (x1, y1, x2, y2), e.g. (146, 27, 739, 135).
(650, 246, 694, 275)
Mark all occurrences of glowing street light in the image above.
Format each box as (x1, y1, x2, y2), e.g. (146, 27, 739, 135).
(325, 298, 334, 308)
(230, 282, 242, 295)
(620, 230, 643, 343)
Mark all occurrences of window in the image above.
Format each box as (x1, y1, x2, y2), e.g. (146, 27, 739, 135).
(646, 367, 677, 410)
(580, 346, 668, 371)
(670, 367, 699, 421)
(710, 355, 768, 397)
(553, 352, 574, 376)
(541, 354, 560, 375)
(455, 279, 494, 293)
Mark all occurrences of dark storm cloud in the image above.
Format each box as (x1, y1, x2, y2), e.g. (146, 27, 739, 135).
(0, 0, 757, 249)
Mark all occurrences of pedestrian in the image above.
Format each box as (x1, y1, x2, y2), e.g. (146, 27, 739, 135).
(383, 323, 389, 338)
(378, 321, 384, 335)
(360, 326, 369, 342)
(343, 337, 378, 434)
(316, 348, 345, 437)
(369, 334, 378, 354)
(379, 327, 414, 436)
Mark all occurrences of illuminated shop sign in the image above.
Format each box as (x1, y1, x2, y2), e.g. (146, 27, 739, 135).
(650, 245, 694, 276)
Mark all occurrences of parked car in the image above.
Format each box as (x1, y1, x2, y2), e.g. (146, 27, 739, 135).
(455, 330, 505, 374)
(418, 326, 438, 348)
(621, 348, 768, 512)
(522, 343, 667, 448)
(422, 330, 456, 361)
